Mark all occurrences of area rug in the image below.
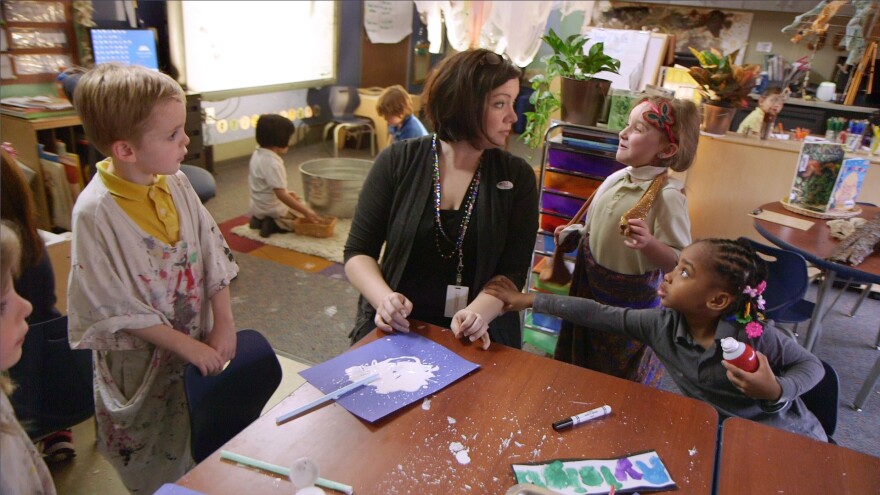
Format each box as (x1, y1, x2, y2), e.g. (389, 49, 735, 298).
(230, 218, 351, 264)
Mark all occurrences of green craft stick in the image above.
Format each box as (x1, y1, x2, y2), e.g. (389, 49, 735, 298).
(219, 450, 354, 494)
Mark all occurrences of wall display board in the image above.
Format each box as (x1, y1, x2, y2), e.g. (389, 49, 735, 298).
(169, 1, 337, 99)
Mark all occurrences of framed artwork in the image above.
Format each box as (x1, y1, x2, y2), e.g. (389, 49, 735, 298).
(591, 2, 753, 64)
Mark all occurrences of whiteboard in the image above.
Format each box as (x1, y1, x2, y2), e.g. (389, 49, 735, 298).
(170, 1, 337, 98)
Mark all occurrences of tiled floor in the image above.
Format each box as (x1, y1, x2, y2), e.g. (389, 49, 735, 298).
(49, 354, 310, 495)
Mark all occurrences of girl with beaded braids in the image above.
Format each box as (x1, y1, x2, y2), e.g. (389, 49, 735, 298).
(344, 49, 538, 349)
(485, 238, 828, 441)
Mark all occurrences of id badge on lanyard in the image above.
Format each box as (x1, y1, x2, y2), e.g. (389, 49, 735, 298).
(444, 249, 469, 317)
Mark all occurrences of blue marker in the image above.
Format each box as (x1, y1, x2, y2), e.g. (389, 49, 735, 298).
(552, 405, 612, 431)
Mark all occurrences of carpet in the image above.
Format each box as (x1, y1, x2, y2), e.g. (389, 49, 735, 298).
(230, 218, 352, 264)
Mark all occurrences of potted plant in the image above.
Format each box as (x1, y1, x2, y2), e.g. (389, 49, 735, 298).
(687, 47, 761, 135)
(521, 29, 621, 148)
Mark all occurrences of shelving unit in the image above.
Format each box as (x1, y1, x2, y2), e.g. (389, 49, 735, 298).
(1, 0, 78, 84)
(2, 93, 206, 231)
(524, 123, 625, 354)
(1, 112, 86, 230)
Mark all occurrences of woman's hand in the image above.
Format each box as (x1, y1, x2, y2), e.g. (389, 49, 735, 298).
(483, 275, 533, 312)
(622, 219, 656, 250)
(450, 309, 491, 350)
(721, 352, 783, 402)
(374, 292, 413, 333)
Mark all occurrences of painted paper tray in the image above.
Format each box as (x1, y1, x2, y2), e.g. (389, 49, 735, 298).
(780, 198, 862, 219)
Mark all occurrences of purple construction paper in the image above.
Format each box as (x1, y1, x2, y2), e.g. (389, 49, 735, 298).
(299, 332, 480, 422)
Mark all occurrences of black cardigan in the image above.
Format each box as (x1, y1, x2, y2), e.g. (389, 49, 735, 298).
(344, 135, 538, 347)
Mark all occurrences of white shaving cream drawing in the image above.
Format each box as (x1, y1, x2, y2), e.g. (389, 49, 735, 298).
(345, 356, 439, 394)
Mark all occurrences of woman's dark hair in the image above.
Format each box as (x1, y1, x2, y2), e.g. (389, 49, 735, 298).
(255, 114, 295, 148)
(1, 150, 44, 269)
(422, 49, 521, 148)
(699, 238, 768, 317)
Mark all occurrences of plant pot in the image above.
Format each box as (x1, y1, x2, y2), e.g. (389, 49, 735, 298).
(560, 77, 612, 127)
(701, 103, 737, 135)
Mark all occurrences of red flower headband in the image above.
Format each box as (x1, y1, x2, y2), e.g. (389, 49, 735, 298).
(642, 100, 677, 144)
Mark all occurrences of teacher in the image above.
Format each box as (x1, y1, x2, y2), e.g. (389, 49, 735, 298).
(344, 49, 538, 349)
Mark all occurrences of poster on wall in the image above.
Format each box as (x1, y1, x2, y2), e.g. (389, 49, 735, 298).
(590, 1, 753, 63)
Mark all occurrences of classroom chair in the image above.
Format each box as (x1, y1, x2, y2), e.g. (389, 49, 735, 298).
(739, 237, 812, 339)
(323, 86, 376, 158)
(7, 315, 95, 442)
(180, 163, 216, 204)
(184, 329, 282, 463)
(800, 360, 840, 442)
(852, 350, 880, 412)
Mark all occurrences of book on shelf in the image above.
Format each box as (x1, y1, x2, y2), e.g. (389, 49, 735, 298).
(1, 106, 77, 119)
(1, 95, 76, 119)
(38, 144, 74, 231)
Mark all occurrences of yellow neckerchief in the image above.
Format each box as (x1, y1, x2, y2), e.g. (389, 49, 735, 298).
(97, 159, 180, 244)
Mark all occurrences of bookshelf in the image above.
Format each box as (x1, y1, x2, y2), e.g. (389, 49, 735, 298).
(1, 112, 86, 230)
(525, 123, 625, 353)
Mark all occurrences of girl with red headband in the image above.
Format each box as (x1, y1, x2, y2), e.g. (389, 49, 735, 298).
(552, 96, 701, 387)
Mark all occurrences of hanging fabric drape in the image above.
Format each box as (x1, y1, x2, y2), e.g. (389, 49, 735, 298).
(414, 0, 558, 67)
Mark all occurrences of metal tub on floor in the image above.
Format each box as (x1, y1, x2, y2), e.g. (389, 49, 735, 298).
(299, 158, 372, 218)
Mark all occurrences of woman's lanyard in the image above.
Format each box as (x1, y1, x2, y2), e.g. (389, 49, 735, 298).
(431, 134, 481, 286)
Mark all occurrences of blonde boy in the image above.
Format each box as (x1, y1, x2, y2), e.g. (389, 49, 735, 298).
(68, 63, 239, 493)
(737, 87, 785, 135)
(376, 84, 427, 144)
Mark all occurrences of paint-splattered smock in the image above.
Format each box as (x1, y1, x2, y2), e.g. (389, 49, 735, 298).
(67, 171, 238, 493)
(0, 390, 56, 494)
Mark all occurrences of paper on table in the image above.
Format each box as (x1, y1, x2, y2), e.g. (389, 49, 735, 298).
(749, 210, 815, 231)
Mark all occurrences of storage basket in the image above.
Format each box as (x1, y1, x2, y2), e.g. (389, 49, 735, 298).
(292, 216, 337, 238)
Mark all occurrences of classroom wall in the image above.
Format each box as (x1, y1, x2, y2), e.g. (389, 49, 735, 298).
(740, 10, 843, 82)
(525, 3, 843, 84)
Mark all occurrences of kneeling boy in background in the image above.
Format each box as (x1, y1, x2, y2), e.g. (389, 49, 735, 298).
(248, 114, 320, 237)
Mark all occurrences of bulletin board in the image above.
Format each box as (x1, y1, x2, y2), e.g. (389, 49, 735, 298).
(168, 1, 338, 99)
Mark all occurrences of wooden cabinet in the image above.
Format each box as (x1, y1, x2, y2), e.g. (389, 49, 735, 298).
(1, 113, 86, 230)
(1, 0, 78, 84)
(525, 124, 625, 352)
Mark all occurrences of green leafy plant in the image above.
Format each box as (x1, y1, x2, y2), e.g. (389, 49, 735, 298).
(521, 29, 621, 149)
(687, 47, 761, 109)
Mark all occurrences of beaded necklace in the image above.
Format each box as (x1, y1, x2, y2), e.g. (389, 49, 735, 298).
(431, 134, 481, 285)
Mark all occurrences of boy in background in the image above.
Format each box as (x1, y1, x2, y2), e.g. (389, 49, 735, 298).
(248, 114, 320, 237)
(737, 87, 786, 135)
(376, 85, 428, 144)
(68, 63, 239, 493)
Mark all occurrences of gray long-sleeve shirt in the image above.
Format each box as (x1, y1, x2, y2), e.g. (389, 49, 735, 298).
(534, 293, 827, 441)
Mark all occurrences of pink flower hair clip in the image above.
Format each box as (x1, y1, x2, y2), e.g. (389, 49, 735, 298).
(738, 280, 768, 338)
(745, 321, 764, 339)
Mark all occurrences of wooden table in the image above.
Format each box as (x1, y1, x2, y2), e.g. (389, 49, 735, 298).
(753, 201, 880, 352)
(716, 418, 880, 494)
(177, 322, 719, 494)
